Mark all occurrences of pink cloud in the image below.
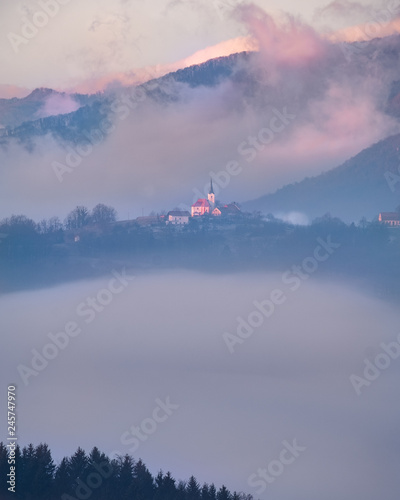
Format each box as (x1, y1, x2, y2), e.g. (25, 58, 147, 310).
(36, 94, 81, 118)
(67, 37, 258, 95)
(329, 16, 400, 42)
(237, 5, 328, 80)
(0, 85, 32, 99)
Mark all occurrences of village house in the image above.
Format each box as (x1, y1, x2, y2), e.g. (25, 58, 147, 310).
(378, 212, 400, 227)
(212, 203, 241, 217)
(167, 211, 190, 225)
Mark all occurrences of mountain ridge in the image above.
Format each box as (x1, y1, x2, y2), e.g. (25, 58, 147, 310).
(242, 132, 400, 222)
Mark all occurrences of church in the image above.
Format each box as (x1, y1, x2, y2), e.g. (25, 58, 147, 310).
(191, 179, 241, 218)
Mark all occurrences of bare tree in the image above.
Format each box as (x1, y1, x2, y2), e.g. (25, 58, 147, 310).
(64, 206, 90, 230)
(91, 204, 117, 225)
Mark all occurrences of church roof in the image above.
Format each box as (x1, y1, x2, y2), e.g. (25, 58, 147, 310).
(192, 199, 210, 208)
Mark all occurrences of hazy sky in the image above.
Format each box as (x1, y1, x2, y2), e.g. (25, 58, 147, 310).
(1, 272, 400, 499)
(1, 0, 400, 221)
(0, 0, 386, 92)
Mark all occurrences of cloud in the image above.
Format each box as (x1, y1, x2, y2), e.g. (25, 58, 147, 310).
(238, 5, 328, 74)
(0, 84, 31, 99)
(274, 212, 310, 225)
(315, 0, 376, 21)
(1, 272, 400, 500)
(1, 8, 400, 222)
(68, 36, 258, 95)
(329, 16, 400, 42)
(315, 0, 400, 41)
(35, 94, 81, 119)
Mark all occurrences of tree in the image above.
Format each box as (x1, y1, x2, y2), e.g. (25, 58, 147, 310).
(186, 476, 201, 500)
(31, 443, 55, 499)
(37, 217, 63, 234)
(64, 206, 90, 230)
(176, 480, 187, 500)
(68, 447, 89, 491)
(20, 443, 36, 499)
(91, 204, 117, 226)
(0, 215, 37, 233)
(132, 459, 154, 500)
(116, 455, 134, 500)
(155, 471, 177, 500)
(86, 447, 113, 500)
(208, 483, 217, 500)
(54, 457, 71, 498)
(217, 485, 232, 500)
(201, 483, 211, 500)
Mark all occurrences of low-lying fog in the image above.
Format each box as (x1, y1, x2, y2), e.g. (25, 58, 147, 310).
(1, 271, 400, 500)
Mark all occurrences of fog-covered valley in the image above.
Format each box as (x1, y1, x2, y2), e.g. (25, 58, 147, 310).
(1, 271, 400, 500)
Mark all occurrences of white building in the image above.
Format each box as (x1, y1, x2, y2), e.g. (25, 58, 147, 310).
(166, 211, 190, 225)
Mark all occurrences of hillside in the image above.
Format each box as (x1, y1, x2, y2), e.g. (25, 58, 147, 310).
(242, 133, 400, 222)
(0, 53, 249, 146)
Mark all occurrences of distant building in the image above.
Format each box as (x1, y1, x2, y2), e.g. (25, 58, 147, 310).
(191, 179, 242, 218)
(167, 211, 190, 225)
(378, 212, 400, 227)
(191, 179, 216, 216)
(191, 198, 210, 217)
(212, 203, 241, 217)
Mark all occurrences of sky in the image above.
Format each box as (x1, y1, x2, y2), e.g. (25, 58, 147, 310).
(0, 0, 396, 95)
(1, 272, 400, 500)
(1, 0, 400, 221)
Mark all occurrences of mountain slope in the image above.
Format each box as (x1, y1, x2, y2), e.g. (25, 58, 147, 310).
(242, 133, 400, 222)
(2, 35, 400, 148)
(0, 88, 94, 129)
(0, 53, 250, 146)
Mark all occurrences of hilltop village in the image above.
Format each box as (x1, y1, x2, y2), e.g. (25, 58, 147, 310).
(0, 178, 399, 296)
(129, 179, 242, 230)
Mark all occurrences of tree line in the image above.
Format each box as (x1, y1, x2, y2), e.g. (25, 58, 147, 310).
(0, 204, 117, 236)
(0, 443, 252, 500)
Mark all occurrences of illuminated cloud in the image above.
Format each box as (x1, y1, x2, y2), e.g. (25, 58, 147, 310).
(69, 36, 258, 94)
(0, 84, 31, 99)
(36, 93, 81, 119)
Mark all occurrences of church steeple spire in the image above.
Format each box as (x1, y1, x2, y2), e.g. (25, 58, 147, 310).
(208, 177, 215, 208)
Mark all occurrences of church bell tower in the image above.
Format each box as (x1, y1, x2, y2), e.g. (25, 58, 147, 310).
(208, 178, 215, 209)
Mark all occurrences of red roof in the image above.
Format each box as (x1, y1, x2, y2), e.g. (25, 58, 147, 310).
(192, 199, 210, 208)
(380, 212, 400, 221)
